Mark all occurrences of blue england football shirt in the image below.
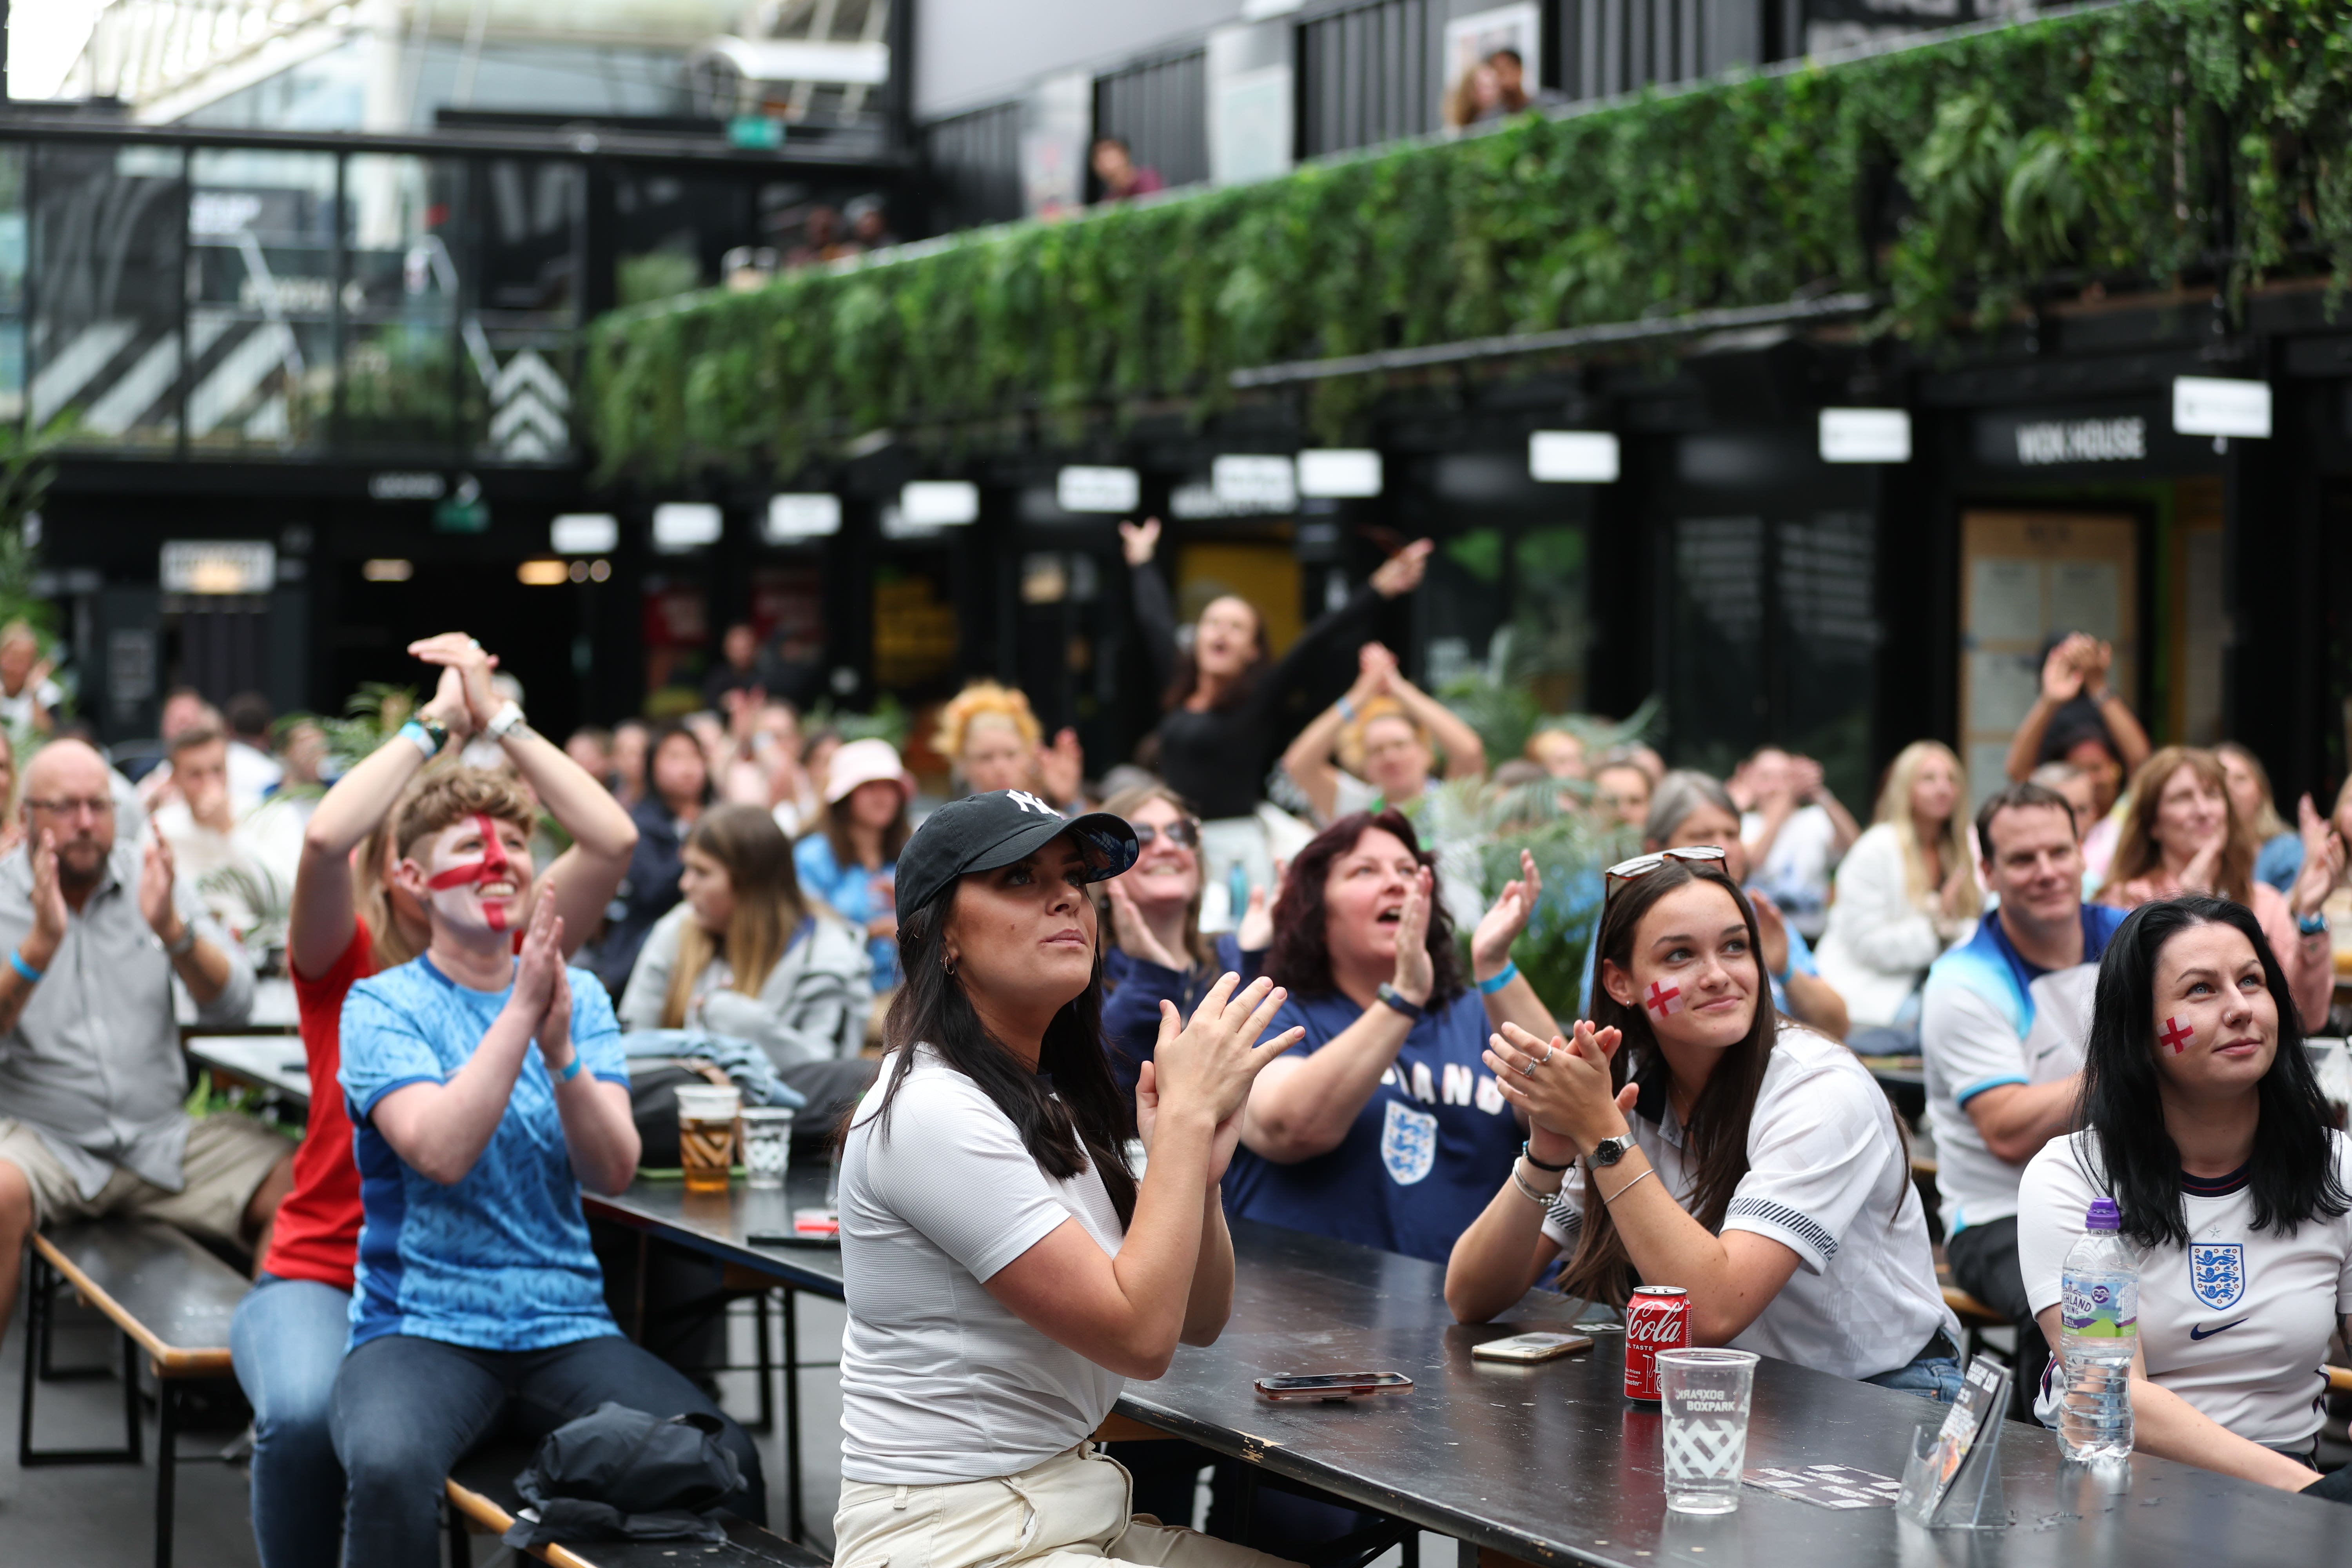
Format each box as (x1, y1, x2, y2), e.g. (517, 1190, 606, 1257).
(339, 954, 629, 1350)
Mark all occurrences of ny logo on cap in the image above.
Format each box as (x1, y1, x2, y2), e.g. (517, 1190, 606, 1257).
(1007, 791, 1060, 818)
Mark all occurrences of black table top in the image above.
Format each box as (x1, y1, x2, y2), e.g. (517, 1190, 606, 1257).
(577, 1189, 2351, 1567)
(1126, 1224, 2351, 1568)
(584, 1172, 847, 1297)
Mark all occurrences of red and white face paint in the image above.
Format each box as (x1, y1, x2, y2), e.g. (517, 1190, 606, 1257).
(425, 813, 524, 933)
(2160, 1015, 2194, 1055)
(1644, 979, 1684, 1021)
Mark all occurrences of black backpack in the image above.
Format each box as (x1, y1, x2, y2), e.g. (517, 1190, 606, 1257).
(505, 1401, 744, 1548)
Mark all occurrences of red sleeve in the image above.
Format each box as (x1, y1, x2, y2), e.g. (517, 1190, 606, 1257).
(294, 918, 373, 1028)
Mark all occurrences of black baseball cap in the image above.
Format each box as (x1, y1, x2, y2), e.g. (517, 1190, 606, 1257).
(895, 790, 1139, 917)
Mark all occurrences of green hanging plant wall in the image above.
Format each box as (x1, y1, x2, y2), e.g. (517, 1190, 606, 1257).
(587, 0, 2352, 485)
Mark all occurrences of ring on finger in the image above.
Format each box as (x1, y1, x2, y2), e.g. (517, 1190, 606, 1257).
(1518, 1056, 1539, 1078)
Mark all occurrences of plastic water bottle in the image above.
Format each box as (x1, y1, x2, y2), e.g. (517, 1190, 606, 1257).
(2058, 1196, 2137, 1462)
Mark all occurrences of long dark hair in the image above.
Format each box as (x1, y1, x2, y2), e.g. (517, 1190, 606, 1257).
(851, 884, 1139, 1227)
(1162, 597, 1266, 713)
(1265, 809, 1465, 1009)
(2075, 894, 2348, 1250)
(1557, 858, 1778, 1306)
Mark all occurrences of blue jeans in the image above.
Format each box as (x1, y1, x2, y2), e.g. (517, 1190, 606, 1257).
(229, 1274, 353, 1568)
(330, 1330, 766, 1568)
(1866, 1351, 1964, 1403)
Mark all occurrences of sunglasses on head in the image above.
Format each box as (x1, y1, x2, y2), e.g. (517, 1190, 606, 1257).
(1603, 844, 1728, 891)
(1132, 818, 1201, 850)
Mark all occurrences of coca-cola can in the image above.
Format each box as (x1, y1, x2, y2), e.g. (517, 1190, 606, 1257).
(1623, 1285, 1690, 1403)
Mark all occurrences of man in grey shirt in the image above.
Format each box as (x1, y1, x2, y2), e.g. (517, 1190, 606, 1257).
(0, 739, 290, 1330)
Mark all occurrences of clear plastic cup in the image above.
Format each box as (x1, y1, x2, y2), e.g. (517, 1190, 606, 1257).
(675, 1083, 742, 1194)
(740, 1106, 795, 1189)
(1657, 1348, 1758, 1515)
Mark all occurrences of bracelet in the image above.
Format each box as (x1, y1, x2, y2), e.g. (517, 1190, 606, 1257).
(163, 922, 198, 958)
(1337, 695, 1359, 722)
(1599, 1167, 1657, 1207)
(1477, 960, 1519, 996)
(1509, 1161, 1561, 1208)
(9, 948, 43, 984)
(398, 719, 439, 759)
(1375, 982, 1425, 1021)
(1521, 1138, 1572, 1173)
(485, 701, 526, 741)
(554, 1053, 584, 1083)
(2298, 910, 2330, 938)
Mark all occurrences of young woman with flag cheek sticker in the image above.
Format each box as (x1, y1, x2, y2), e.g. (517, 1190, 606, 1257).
(1445, 858, 1961, 1399)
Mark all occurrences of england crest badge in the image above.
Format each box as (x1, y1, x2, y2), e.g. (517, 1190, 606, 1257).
(1379, 1098, 1439, 1186)
(2189, 1242, 2244, 1312)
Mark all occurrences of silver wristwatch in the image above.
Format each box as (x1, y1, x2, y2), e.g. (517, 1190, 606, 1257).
(1588, 1135, 1632, 1168)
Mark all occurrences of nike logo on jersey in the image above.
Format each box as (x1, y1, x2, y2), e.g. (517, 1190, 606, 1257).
(2188, 1316, 2250, 1341)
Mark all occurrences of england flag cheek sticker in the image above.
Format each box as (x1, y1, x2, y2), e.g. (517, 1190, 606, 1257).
(2160, 1016, 2194, 1054)
(1645, 980, 1683, 1021)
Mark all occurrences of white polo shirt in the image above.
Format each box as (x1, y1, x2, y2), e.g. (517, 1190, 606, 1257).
(2018, 1130, 2352, 1450)
(1921, 962, 2098, 1235)
(838, 1049, 1126, 1485)
(1543, 1025, 1958, 1382)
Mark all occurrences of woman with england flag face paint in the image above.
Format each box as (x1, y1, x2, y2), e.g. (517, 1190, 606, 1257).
(227, 634, 637, 1568)
(2016, 894, 2352, 1502)
(1443, 850, 1961, 1400)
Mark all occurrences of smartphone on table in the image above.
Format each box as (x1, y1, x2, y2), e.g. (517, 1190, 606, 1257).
(1471, 1330, 1594, 1363)
(1254, 1372, 1413, 1402)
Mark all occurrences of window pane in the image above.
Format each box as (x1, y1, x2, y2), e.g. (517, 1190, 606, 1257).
(1669, 516, 1766, 779)
(187, 148, 338, 454)
(32, 143, 185, 450)
(342, 154, 470, 455)
(1776, 511, 1879, 809)
(1512, 525, 1589, 714)
(473, 159, 581, 465)
(0, 142, 25, 424)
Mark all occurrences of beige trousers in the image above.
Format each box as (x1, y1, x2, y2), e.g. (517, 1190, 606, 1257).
(836, 1443, 1301, 1568)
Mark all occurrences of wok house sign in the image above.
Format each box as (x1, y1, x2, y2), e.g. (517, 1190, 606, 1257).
(2012, 416, 2145, 465)
(1971, 403, 2202, 472)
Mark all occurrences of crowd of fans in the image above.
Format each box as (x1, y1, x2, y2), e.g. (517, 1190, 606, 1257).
(0, 523, 2350, 1563)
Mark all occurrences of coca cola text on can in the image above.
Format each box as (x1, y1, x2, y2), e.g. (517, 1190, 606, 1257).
(1623, 1285, 1690, 1402)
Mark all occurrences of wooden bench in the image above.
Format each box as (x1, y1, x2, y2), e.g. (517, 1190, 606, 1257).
(445, 1441, 829, 1568)
(17, 1220, 250, 1568)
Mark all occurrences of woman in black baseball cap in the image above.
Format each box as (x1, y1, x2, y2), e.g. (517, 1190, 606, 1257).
(830, 790, 1307, 1568)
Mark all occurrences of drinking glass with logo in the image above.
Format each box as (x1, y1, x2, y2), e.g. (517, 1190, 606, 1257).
(1656, 1348, 1759, 1515)
(675, 1083, 742, 1194)
(740, 1105, 795, 1190)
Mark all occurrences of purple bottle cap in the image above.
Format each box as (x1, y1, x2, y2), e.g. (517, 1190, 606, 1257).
(2085, 1198, 2120, 1232)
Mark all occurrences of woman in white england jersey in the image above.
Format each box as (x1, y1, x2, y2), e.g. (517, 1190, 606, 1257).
(2018, 893, 2352, 1499)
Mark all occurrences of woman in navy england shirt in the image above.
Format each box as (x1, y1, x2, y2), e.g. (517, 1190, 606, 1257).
(1227, 809, 1556, 1263)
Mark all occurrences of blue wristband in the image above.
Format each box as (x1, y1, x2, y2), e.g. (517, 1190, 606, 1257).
(1477, 960, 1518, 995)
(554, 1053, 584, 1083)
(9, 948, 42, 984)
(397, 719, 436, 759)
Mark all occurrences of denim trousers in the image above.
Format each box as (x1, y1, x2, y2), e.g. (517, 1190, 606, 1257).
(228, 1273, 353, 1568)
(329, 1329, 766, 1568)
(1865, 1350, 1965, 1403)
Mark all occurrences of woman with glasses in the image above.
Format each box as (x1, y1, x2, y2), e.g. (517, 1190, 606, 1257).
(1227, 809, 1558, 1266)
(1443, 846, 1960, 1398)
(1097, 784, 1272, 1098)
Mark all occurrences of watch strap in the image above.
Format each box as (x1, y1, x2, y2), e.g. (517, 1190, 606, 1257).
(1588, 1135, 1630, 1168)
(486, 701, 526, 741)
(1375, 982, 1425, 1021)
